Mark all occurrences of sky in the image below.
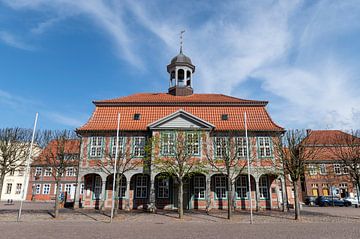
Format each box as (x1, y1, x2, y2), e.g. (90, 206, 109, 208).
(0, 0, 359, 130)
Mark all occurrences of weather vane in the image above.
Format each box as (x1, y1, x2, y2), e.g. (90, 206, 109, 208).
(180, 30, 185, 53)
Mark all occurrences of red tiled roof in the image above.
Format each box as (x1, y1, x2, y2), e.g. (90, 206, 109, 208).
(94, 93, 268, 106)
(304, 130, 358, 145)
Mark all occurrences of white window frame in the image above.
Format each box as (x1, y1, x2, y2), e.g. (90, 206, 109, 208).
(9, 168, 15, 176)
(308, 164, 317, 176)
(44, 167, 52, 176)
(214, 137, 227, 158)
(236, 137, 248, 158)
(111, 136, 125, 157)
(194, 176, 205, 199)
(214, 176, 227, 199)
(186, 132, 200, 156)
(35, 167, 42, 176)
(118, 177, 127, 199)
(15, 183, 22, 194)
(65, 184, 72, 195)
(43, 184, 51, 195)
(80, 183, 84, 195)
(35, 184, 41, 194)
(236, 175, 248, 199)
(66, 167, 74, 177)
(258, 137, 272, 157)
(6, 183, 12, 194)
(94, 176, 102, 200)
(135, 175, 148, 198)
(133, 137, 145, 157)
(54, 184, 63, 195)
(90, 136, 103, 157)
(161, 132, 175, 156)
(342, 166, 349, 174)
(319, 164, 327, 175)
(334, 164, 341, 175)
(157, 178, 169, 199)
(259, 176, 269, 199)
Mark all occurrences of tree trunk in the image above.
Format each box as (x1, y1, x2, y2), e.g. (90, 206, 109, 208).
(114, 174, 121, 216)
(293, 181, 300, 220)
(0, 173, 5, 201)
(227, 173, 232, 220)
(54, 180, 60, 218)
(178, 178, 184, 219)
(356, 180, 360, 207)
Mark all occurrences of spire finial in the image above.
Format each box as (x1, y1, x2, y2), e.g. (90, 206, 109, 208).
(180, 30, 185, 54)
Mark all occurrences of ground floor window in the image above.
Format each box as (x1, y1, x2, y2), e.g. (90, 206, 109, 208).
(65, 184, 72, 195)
(135, 175, 148, 198)
(94, 176, 102, 199)
(157, 178, 169, 199)
(215, 176, 227, 199)
(43, 184, 51, 194)
(6, 183, 12, 194)
(35, 184, 41, 194)
(80, 183, 84, 195)
(236, 175, 248, 199)
(15, 183, 22, 194)
(118, 177, 127, 198)
(194, 176, 205, 199)
(259, 176, 269, 199)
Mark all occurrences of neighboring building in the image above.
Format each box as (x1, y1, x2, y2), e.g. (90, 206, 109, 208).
(1, 145, 41, 201)
(75, 48, 285, 211)
(302, 130, 359, 199)
(26, 139, 80, 202)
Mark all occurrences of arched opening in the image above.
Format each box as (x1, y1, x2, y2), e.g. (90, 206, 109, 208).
(83, 173, 102, 209)
(130, 174, 150, 209)
(258, 174, 279, 209)
(177, 69, 185, 86)
(186, 70, 191, 86)
(211, 174, 228, 209)
(189, 173, 206, 209)
(170, 71, 175, 87)
(106, 174, 127, 209)
(155, 173, 173, 209)
(235, 174, 256, 210)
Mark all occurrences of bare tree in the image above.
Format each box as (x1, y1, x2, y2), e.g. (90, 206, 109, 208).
(274, 129, 319, 220)
(205, 133, 254, 220)
(330, 130, 360, 204)
(0, 128, 34, 200)
(36, 130, 79, 218)
(152, 131, 207, 219)
(97, 137, 143, 215)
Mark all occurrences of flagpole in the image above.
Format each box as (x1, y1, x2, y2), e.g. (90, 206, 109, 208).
(244, 112, 253, 224)
(110, 113, 120, 223)
(17, 112, 38, 222)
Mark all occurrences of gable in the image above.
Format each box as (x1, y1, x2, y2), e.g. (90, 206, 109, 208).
(148, 110, 214, 130)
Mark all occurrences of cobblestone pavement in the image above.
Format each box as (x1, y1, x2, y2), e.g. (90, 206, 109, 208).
(0, 202, 359, 238)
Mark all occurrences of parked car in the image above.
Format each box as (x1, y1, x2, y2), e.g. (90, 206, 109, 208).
(343, 197, 359, 207)
(315, 196, 352, 207)
(304, 196, 317, 206)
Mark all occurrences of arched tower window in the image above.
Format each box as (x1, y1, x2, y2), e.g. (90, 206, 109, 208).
(178, 69, 185, 86)
(170, 71, 175, 87)
(186, 70, 191, 86)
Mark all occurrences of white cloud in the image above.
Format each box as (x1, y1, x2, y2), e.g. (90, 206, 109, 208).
(0, 31, 34, 50)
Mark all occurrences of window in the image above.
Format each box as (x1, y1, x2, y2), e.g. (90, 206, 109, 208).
(111, 137, 125, 157)
(161, 132, 175, 156)
(15, 183, 22, 194)
(339, 183, 348, 188)
(187, 132, 200, 155)
(308, 164, 317, 176)
(319, 164, 327, 174)
(258, 137, 272, 157)
(259, 175, 269, 199)
(334, 164, 341, 174)
(133, 137, 145, 157)
(214, 176, 227, 199)
(90, 136, 103, 157)
(343, 166, 349, 174)
(35, 167, 42, 176)
(35, 184, 41, 194)
(135, 175, 148, 198)
(43, 184, 50, 195)
(44, 167, 52, 176)
(221, 114, 228, 120)
(236, 175, 248, 199)
(66, 167, 74, 177)
(54, 184, 63, 194)
(236, 137, 247, 158)
(194, 176, 205, 199)
(6, 183, 12, 194)
(94, 176, 102, 199)
(214, 137, 227, 158)
(80, 183, 84, 195)
(65, 184, 72, 195)
(157, 178, 169, 199)
(311, 183, 318, 188)
(118, 177, 127, 198)
(9, 168, 15, 176)
(133, 113, 141, 120)
(18, 167, 24, 176)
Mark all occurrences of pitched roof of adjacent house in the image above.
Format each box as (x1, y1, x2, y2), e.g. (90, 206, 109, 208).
(77, 93, 283, 132)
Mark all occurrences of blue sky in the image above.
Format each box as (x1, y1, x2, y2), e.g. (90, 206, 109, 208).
(0, 0, 359, 130)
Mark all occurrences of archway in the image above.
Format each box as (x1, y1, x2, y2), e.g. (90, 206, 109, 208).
(83, 173, 103, 209)
(130, 174, 150, 209)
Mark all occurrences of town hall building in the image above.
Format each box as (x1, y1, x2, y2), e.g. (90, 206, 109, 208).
(75, 47, 285, 211)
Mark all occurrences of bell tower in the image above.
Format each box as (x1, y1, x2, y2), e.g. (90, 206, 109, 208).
(167, 31, 195, 96)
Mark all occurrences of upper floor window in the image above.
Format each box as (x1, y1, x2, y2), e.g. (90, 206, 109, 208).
(35, 167, 42, 176)
(133, 137, 145, 157)
(111, 137, 125, 157)
(90, 137, 103, 157)
(66, 167, 75, 177)
(319, 164, 327, 174)
(334, 164, 341, 175)
(308, 164, 317, 176)
(236, 137, 247, 158)
(9, 168, 15, 176)
(214, 137, 227, 158)
(161, 132, 175, 156)
(44, 167, 52, 177)
(258, 137, 272, 157)
(186, 132, 200, 156)
(342, 166, 349, 174)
